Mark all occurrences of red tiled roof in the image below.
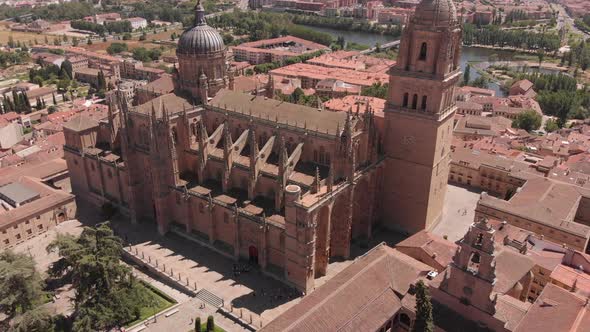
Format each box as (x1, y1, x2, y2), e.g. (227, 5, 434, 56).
(514, 284, 589, 332)
(261, 245, 431, 332)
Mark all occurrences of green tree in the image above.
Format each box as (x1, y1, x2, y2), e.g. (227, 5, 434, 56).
(361, 82, 388, 99)
(8, 307, 54, 332)
(544, 118, 559, 132)
(0, 251, 44, 318)
(195, 317, 201, 332)
(60, 60, 73, 80)
(471, 76, 489, 89)
(537, 49, 545, 68)
(463, 64, 471, 85)
(412, 280, 434, 332)
(72, 36, 79, 46)
(107, 42, 128, 55)
(290, 87, 304, 104)
(46, 222, 147, 331)
(206, 315, 214, 332)
(97, 71, 107, 90)
(57, 79, 70, 92)
(512, 110, 542, 132)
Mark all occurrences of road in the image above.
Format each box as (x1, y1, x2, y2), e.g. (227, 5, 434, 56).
(553, 3, 589, 40)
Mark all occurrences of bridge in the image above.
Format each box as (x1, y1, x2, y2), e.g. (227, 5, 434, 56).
(360, 40, 401, 54)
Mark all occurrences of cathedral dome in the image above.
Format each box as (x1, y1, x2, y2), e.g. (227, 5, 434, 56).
(413, 0, 458, 27)
(177, 1, 225, 55)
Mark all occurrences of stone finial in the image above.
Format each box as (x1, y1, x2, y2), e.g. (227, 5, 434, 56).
(312, 166, 321, 194)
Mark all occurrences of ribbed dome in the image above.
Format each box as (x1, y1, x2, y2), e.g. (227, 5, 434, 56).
(413, 0, 457, 27)
(177, 25, 225, 55)
(177, 1, 225, 55)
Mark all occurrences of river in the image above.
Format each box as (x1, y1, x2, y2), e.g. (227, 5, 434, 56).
(296, 25, 542, 97)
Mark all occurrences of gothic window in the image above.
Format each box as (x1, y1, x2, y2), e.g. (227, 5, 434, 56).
(419, 42, 427, 61)
(402, 93, 409, 108)
(191, 123, 197, 137)
(314, 150, 318, 162)
(411, 94, 418, 110)
(421, 96, 427, 110)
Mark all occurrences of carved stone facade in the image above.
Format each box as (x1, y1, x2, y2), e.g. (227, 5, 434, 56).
(63, 0, 459, 292)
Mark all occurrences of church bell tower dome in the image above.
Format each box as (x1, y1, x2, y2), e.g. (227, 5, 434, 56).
(177, 1, 225, 55)
(175, 0, 228, 103)
(413, 0, 458, 27)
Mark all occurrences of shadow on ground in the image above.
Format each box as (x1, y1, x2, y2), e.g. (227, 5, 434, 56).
(74, 199, 409, 316)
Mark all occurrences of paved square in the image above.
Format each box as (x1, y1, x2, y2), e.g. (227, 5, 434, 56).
(432, 183, 483, 242)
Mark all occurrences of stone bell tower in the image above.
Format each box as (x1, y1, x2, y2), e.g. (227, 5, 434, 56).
(441, 217, 498, 314)
(382, 0, 462, 233)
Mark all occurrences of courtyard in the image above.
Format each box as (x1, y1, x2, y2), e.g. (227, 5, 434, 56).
(433, 183, 484, 242)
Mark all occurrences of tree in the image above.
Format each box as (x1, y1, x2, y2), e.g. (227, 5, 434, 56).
(195, 317, 201, 332)
(512, 110, 542, 132)
(8, 307, 54, 332)
(46, 223, 147, 331)
(0, 251, 44, 318)
(57, 79, 70, 92)
(107, 42, 128, 55)
(544, 118, 559, 132)
(206, 315, 214, 332)
(60, 60, 73, 80)
(87, 38, 92, 45)
(97, 71, 107, 90)
(471, 76, 488, 89)
(72, 36, 79, 46)
(537, 49, 545, 68)
(412, 280, 434, 332)
(463, 64, 471, 85)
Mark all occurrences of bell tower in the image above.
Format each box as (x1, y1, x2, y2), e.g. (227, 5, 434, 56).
(441, 217, 498, 314)
(382, 0, 462, 233)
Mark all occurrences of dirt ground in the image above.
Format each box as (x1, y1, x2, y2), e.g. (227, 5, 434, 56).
(0, 24, 60, 45)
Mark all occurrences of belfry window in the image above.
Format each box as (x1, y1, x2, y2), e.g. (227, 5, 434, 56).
(411, 94, 418, 110)
(468, 251, 481, 274)
(419, 42, 427, 61)
(402, 93, 409, 108)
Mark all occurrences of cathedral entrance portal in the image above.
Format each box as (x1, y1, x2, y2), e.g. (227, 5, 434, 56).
(249, 245, 259, 264)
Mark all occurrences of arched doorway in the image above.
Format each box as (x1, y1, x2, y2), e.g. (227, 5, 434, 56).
(57, 212, 66, 223)
(248, 245, 258, 264)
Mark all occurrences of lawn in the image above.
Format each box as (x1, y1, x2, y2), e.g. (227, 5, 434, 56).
(125, 281, 177, 327)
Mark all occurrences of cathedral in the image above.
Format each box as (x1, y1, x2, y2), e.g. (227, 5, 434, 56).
(63, 0, 461, 292)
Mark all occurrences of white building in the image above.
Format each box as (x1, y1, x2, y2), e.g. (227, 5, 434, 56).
(126, 17, 148, 30)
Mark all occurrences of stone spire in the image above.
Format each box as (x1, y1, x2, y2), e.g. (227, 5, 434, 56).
(194, 0, 206, 26)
